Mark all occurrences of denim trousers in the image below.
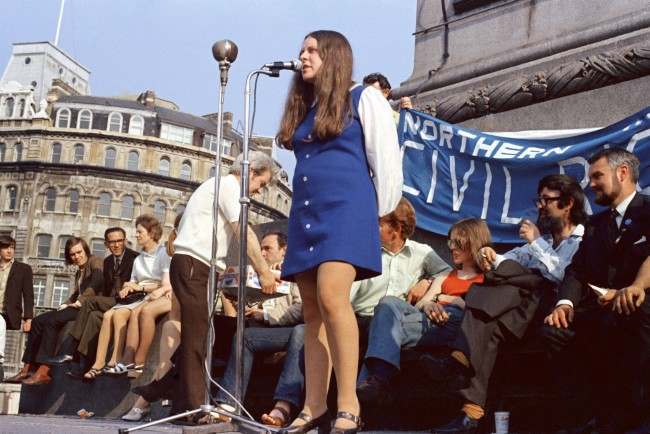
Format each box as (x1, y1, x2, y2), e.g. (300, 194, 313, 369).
(358, 295, 464, 383)
(217, 325, 298, 407)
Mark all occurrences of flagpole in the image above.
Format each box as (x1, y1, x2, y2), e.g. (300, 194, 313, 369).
(54, 0, 65, 46)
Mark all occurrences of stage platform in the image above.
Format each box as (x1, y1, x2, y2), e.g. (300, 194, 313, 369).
(0, 414, 430, 434)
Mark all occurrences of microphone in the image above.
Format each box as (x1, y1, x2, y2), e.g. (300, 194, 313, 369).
(262, 59, 302, 71)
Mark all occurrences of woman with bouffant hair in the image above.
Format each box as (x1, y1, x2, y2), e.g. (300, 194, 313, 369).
(276, 30, 402, 433)
(84, 214, 170, 380)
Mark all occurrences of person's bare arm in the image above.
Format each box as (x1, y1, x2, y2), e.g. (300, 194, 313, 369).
(230, 222, 278, 294)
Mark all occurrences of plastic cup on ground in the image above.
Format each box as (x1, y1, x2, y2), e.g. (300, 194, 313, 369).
(494, 411, 509, 434)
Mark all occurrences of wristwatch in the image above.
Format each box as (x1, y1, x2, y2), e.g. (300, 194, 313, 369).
(432, 293, 440, 303)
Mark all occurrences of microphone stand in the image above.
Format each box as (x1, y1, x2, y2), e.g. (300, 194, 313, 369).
(117, 42, 283, 434)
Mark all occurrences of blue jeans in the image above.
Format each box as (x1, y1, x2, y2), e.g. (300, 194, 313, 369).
(358, 295, 464, 383)
(271, 324, 306, 408)
(216, 325, 297, 407)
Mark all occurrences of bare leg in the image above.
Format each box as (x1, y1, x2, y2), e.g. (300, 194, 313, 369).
(108, 308, 132, 366)
(317, 262, 358, 429)
(121, 304, 144, 364)
(90, 309, 115, 370)
(289, 269, 330, 427)
(134, 297, 171, 365)
(154, 316, 180, 380)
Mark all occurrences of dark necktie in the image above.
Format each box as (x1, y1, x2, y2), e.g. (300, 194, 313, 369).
(114, 256, 121, 273)
(608, 209, 620, 245)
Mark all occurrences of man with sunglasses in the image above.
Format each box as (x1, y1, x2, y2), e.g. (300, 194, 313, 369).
(427, 174, 586, 434)
(65, 227, 137, 373)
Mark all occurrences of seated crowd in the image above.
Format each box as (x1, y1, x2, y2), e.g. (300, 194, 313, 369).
(0, 145, 648, 432)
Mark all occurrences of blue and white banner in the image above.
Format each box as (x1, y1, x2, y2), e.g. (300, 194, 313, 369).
(398, 107, 650, 243)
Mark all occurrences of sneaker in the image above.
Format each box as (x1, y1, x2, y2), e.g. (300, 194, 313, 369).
(431, 414, 479, 434)
(122, 406, 150, 422)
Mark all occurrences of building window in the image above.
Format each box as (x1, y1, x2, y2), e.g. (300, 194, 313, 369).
(91, 238, 106, 257)
(15, 143, 23, 161)
(104, 147, 116, 168)
(51, 142, 62, 163)
(68, 189, 79, 213)
(154, 199, 166, 225)
(174, 204, 186, 216)
(52, 279, 70, 307)
(159, 157, 170, 176)
(77, 109, 92, 129)
(121, 195, 134, 219)
(4, 97, 14, 118)
(73, 143, 84, 163)
(0, 143, 5, 161)
(108, 112, 123, 132)
(129, 115, 144, 135)
(180, 160, 192, 181)
(127, 150, 139, 171)
(33, 276, 46, 307)
(56, 108, 71, 128)
(160, 123, 193, 145)
(36, 234, 52, 258)
(18, 99, 26, 117)
(6, 185, 17, 210)
(58, 235, 71, 259)
(97, 192, 111, 216)
(44, 187, 57, 211)
(209, 166, 216, 178)
(203, 134, 217, 151)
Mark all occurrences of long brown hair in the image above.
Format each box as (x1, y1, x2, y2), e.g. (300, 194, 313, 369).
(448, 218, 492, 270)
(276, 30, 354, 149)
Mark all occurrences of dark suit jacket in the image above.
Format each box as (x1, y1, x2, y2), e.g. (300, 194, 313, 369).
(558, 193, 650, 306)
(64, 256, 104, 305)
(2, 261, 34, 330)
(103, 248, 138, 297)
(465, 260, 553, 338)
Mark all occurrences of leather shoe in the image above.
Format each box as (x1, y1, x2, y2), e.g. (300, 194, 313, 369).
(419, 353, 470, 390)
(431, 414, 479, 434)
(42, 354, 73, 365)
(356, 375, 391, 407)
(22, 371, 52, 386)
(5, 364, 32, 383)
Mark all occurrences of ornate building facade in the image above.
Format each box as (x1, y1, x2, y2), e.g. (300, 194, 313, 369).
(393, 0, 650, 131)
(0, 42, 292, 310)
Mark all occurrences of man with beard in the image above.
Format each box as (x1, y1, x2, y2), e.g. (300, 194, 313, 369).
(425, 174, 586, 434)
(543, 148, 650, 433)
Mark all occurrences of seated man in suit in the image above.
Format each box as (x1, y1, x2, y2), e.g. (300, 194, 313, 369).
(64, 227, 137, 373)
(425, 174, 586, 433)
(0, 235, 34, 381)
(542, 148, 649, 433)
(6, 237, 104, 385)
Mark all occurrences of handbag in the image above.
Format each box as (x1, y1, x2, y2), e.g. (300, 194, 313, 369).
(116, 290, 147, 305)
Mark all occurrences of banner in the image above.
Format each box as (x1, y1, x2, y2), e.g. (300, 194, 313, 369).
(398, 107, 650, 243)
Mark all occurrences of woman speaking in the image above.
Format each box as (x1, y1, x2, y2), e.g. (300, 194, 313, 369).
(277, 30, 402, 433)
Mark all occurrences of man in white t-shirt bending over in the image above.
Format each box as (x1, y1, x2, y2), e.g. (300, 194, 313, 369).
(171, 150, 277, 415)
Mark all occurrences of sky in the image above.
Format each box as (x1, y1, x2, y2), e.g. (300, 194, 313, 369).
(0, 0, 418, 181)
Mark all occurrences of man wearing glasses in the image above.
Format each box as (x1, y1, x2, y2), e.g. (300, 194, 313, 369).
(426, 174, 586, 434)
(66, 227, 137, 373)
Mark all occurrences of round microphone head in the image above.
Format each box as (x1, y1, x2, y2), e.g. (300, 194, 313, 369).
(291, 59, 302, 71)
(212, 40, 238, 63)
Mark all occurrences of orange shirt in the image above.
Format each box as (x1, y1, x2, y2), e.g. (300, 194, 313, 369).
(440, 269, 484, 298)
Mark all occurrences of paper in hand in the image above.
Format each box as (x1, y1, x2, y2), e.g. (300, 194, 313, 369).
(588, 283, 608, 297)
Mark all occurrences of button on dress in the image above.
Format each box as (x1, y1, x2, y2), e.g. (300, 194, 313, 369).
(282, 85, 396, 282)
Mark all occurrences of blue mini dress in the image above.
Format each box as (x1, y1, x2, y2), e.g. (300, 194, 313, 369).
(281, 85, 382, 282)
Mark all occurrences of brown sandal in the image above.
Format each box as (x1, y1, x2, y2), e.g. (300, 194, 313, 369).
(261, 406, 290, 427)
